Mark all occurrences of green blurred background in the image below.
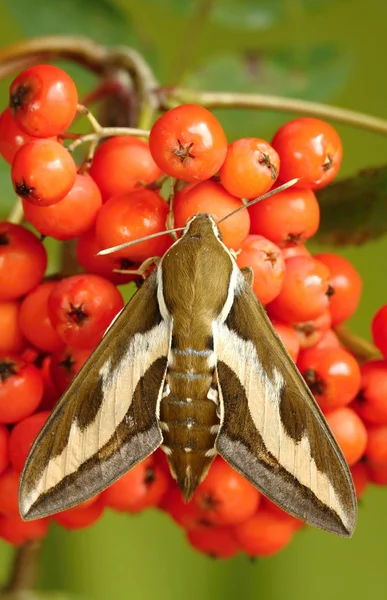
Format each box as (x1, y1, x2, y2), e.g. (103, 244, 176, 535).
(0, 0, 387, 598)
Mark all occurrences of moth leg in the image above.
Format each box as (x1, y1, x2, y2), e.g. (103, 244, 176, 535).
(114, 256, 161, 279)
(240, 266, 254, 287)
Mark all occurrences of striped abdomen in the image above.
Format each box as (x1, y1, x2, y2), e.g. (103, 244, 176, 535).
(158, 346, 220, 500)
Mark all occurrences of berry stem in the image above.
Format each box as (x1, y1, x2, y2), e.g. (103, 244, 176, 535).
(67, 126, 149, 153)
(335, 325, 382, 362)
(4, 540, 41, 593)
(7, 197, 24, 225)
(77, 103, 103, 133)
(161, 89, 387, 137)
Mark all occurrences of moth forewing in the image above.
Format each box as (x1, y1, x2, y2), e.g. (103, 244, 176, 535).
(19, 270, 170, 521)
(215, 269, 357, 537)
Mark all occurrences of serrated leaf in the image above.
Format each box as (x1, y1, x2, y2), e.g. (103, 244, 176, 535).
(316, 166, 387, 245)
(2, 0, 134, 45)
(183, 44, 351, 139)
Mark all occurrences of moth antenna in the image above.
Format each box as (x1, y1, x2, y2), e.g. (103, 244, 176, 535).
(217, 178, 300, 226)
(97, 226, 186, 256)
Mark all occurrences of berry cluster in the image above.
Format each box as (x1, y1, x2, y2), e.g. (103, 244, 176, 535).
(0, 64, 385, 556)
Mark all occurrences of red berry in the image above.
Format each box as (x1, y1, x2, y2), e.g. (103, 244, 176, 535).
(236, 235, 285, 304)
(0, 108, 39, 164)
(272, 117, 342, 189)
(313, 329, 341, 351)
(0, 468, 21, 515)
(0, 301, 25, 353)
(364, 425, 387, 466)
(50, 346, 92, 394)
(270, 320, 300, 363)
(9, 64, 78, 137)
(12, 139, 77, 206)
(372, 305, 387, 358)
(0, 355, 43, 423)
(249, 187, 320, 246)
(149, 104, 227, 182)
(53, 498, 104, 530)
(192, 458, 260, 526)
(39, 355, 60, 410)
(9, 411, 50, 472)
(353, 360, 387, 425)
(95, 189, 172, 262)
(261, 498, 304, 532)
(0, 425, 9, 476)
(23, 173, 102, 240)
(187, 526, 240, 559)
(293, 309, 332, 350)
(219, 138, 279, 198)
(367, 463, 387, 485)
(233, 507, 294, 557)
(315, 253, 362, 326)
(350, 462, 368, 498)
(325, 407, 367, 465)
(160, 486, 207, 530)
(174, 180, 250, 249)
(0, 514, 48, 545)
(48, 274, 124, 349)
(101, 458, 169, 512)
(0, 222, 47, 301)
(268, 256, 332, 323)
(298, 346, 361, 411)
(90, 137, 163, 201)
(19, 282, 64, 352)
(281, 244, 311, 261)
(76, 228, 141, 286)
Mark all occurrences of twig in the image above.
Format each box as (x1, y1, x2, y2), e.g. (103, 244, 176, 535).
(335, 325, 382, 363)
(7, 198, 23, 225)
(67, 126, 149, 153)
(161, 89, 387, 136)
(4, 541, 41, 593)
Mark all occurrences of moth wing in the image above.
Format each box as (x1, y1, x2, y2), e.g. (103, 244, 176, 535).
(19, 270, 170, 520)
(215, 274, 357, 537)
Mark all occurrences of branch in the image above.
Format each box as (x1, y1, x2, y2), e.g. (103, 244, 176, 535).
(161, 89, 387, 136)
(335, 325, 382, 363)
(4, 541, 41, 594)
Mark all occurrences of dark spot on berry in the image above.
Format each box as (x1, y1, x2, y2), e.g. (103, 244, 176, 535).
(10, 84, 30, 110)
(286, 232, 303, 245)
(322, 154, 333, 171)
(258, 152, 278, 180)
(295, 321, 315, 337)
(326, 284, 335, 298)
(174, 140, 195, 163)
(0, 233, 9, 246)
(15, 180, 35, 199)
(303, 368, 326, 395)
(200, 493, 218, 511)
(264, 251, 278, 267)
(144, 466, 155, 486)
(67, 303, 88, 325)
(59, 354, 76, 374)
(0, 361, 18, 383)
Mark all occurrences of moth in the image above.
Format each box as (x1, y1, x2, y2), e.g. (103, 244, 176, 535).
(19, 211, 357, 537)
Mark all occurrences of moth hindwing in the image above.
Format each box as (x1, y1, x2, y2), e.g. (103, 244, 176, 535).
(19, 213, 357, 537)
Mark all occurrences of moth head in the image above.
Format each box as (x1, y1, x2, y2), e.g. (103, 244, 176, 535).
(183, 213, 222, 241)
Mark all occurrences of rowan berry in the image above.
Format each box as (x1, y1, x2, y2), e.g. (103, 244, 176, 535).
(233, 507, 294, 557)
(364, 425, 387, 466)
(270, 320, 300, 363)
(353, 360, 387, 425)
(372, 305, 387, 358)
(268, 256, 332, 323)
(174, 180, 250, 249)
(12, 139, 77, 206)
(95, 189, 171, 262)
(0, 469, 21, 515)
(50, 346, 92, 394)
(90, 136, 163, 201)
(249, 187, 320, 246)
(293, 309, 332, 349)
(0, 514, 49, 545)
(350, 462, 369, 498)
(192, 458, 260, 526)
(0, 301, 25, 353)
(219, 138, 279, 198)
(272, 117, 342, 189)
(236, 235, 285, 304)
(23, 173, 102, 240)
(19, 282, 64, 352)
(53, 499, 104, 530)
(9, 411, 50, 472)
(9, 64, 78, 137)
(0, 355, 43, 423)
(325, 407, 367, 465)
(48, 274, 124, 349)
(149, 104, 227, 182)
(0, 222, 47, 301)
(0, 108, 38, 164)
(315, 252, 362, 326)
(298, 346, 361, 411)
(187, 525, 240, 559)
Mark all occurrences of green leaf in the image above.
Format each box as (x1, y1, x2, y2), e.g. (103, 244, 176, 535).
(316, 166, 387, 245)
(3, 0, 134, 45)
(0, 592, 88, 600)
(183, 44, 351, 139)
